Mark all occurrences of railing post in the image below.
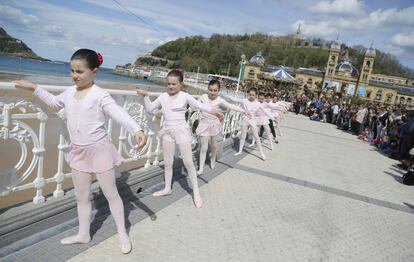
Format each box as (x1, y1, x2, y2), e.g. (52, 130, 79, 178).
(32, 111, 47, 204)
(53, 134, 67, 198)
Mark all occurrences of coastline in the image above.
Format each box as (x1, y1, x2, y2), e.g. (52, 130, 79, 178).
(0, 70, 168, 93)
(0, 70, 205, 95)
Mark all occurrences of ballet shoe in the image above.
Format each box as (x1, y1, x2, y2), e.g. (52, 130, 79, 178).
(193, 194, 203, 208)
(120, 241, 132, 254)
(60, 235, 91, 245)
(260, 154, 267, 161)
(210, 161, 216, 170)
(248, 142, 255, 147)
(152, 189, 172, 197)
(234, 151, 242, 156)
(197, 170, 203, 176)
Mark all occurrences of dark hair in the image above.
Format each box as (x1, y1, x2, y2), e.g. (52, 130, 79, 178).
(266, 93, 272, 97)
(258, 92, 265, 97)
(71, 49, 102, 69)
(167, 69, 184, 82)
(208, 79, 221, 89)
(248, 87, 257, 94)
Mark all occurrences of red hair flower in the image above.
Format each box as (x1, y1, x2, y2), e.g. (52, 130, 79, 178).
(97, 53, 103, 66)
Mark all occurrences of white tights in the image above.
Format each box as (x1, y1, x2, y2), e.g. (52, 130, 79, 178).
(197, 135, 218, 175)
(61, 168, 129, 246)
(252, 124, 273, 150)
(153, 139, 202, 207)
(236, 121, 266, 160)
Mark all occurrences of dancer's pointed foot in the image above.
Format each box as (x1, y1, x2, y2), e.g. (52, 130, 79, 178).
(119, 234, 132, 254)
(152, 189, 172, 197)
(260, 153, 267, 161)
(60, 234, 91, 245)
(234, 151, 242, 156)
(248, 142, 255, 147)
(196, 170, 203, 176)
(210, 161, 216, 170)
(193, 193, 203, 208)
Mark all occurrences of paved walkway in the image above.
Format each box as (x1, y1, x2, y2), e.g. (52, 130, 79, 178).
(67, 113, 414, 261)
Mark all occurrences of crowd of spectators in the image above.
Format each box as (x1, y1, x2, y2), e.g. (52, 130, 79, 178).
(294, 97, 414, 170)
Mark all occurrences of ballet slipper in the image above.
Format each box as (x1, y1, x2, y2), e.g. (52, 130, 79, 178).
(234, 151, 242, 156)
(193, 193, 203, 208)
(120, 241, 132, 254)
(248, 142, 255, 147)
(152, 189, 172, 197)
(260, 153, 267, 161)
(210, 161, 216, 170)
(197, 170, 203, 176)
(60, 235, 91, 245)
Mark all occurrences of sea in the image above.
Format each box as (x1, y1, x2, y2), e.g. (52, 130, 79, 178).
(0, 54, 162, 88)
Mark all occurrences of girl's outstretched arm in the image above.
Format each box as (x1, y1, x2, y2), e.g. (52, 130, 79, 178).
(13, 80, 66, 109)
(102, 93, 146, 147)
(221, 93, 244, 103)
(137, 89, 161, 113)
(186, 93, 224, 120)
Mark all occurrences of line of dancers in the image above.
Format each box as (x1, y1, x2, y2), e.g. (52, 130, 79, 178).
(13, 48, 290, 255)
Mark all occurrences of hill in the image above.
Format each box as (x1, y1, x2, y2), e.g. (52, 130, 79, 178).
(136, 33, 414, 79)
(0, 27, 46, 60)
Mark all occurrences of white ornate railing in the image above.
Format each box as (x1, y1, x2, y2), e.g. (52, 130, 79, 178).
(0, 82, 243, 205)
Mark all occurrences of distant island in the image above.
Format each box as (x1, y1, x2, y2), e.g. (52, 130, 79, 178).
(135, 33, 414, 79)
(0, 27, 47, 61)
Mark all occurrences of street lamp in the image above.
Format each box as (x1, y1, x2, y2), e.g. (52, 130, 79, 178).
(236, 54, 247, 93)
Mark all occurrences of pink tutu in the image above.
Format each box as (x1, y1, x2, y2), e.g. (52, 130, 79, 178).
(255, 116, 270, 126)
(67, 137, 123, 173)
(196, 119, 221, 137)
(158, 124, 192, 144)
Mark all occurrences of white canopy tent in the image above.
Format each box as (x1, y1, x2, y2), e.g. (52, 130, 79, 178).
(271, 69, 295, 81)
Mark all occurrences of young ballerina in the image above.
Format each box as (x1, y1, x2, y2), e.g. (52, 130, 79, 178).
(136, 70, 223, 208)
(259, 93, 278, 143)
(195, 80, 250, 176)
(222, 87, 273, 160)
(252, 92, 276, 150)
(13, 49, 146, 254)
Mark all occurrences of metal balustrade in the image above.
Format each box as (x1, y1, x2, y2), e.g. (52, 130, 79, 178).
(0, 82, 244, 205)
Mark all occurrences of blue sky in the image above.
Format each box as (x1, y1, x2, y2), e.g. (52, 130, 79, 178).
(1, 0, 413, 71)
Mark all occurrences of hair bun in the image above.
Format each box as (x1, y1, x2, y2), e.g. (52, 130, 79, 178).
(97, 53, 103, 66)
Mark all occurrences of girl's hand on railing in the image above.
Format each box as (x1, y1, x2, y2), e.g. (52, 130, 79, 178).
(136, 88, 149, 97)
(134, 131, 147, 149)
(244, 112, 252, 119)
(12, 80, 37, 91)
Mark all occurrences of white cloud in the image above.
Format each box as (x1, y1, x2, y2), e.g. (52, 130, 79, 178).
(310, 0, 364, 16)
(391, 30, 414, 47)
(291, 20, 337, 38)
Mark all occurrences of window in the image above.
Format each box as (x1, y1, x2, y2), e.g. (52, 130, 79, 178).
(248, 69, 255, 79)
(375, 90, 383, 100)
(385, 93, 393, 103)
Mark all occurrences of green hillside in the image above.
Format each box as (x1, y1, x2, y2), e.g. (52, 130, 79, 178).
(136, 33, 414, 79)
(0, 27, 45, 60)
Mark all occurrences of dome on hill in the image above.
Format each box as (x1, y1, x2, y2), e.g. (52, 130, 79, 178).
(249, 52, 265, 67)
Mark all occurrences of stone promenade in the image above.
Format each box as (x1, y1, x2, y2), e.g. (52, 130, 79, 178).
(4, 113, 414, 261)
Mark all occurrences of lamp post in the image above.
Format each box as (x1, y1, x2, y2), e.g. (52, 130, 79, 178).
(236, 54, 246, 93)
